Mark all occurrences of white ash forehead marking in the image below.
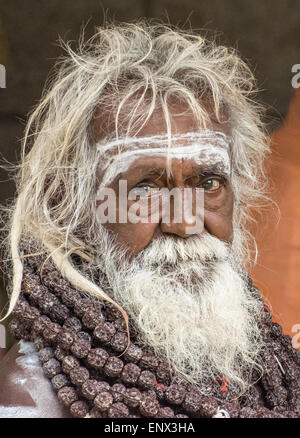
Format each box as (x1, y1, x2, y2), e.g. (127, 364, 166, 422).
(96, 130, 231, 154)
(99, 145, 231, 188)
(96, 132, 231, 188)
(0, 340, 64, 418)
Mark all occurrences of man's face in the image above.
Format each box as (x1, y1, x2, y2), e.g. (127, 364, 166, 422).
(93, 102, 234, 255)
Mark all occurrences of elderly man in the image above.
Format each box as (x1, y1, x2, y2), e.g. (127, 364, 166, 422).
(0, 22, 299, 418)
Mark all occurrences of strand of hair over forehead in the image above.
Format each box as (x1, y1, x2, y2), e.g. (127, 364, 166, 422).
(0, 20, 271, 329)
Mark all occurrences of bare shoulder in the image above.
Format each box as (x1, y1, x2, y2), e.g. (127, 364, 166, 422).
(0, 340, 71, 418)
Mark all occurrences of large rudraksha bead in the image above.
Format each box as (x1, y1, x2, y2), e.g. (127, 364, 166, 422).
(111, 383, 126, 402)
(74, 298, 92, 318)
(222, 402, 240, 419)
(26, 284, 45, 305)
(182, 390, 202, 414)
(139, 396, 160, 417)
(94, 391, 113, 412)
(105, 304, 122, 321)
(123, 388, 142, 408)
(40, 269, 63, 291)
(121, 363, 141, 385)
(110, 332, 128, 353)
(22, 306, 41, 327)
(38, 291, 59, 314)
(82, 309, 104, 330)
(81, 379, 101, 400)
(70, 400, 89, 418)
(62, 355, 80, 374)
(198, 396, 218, 417)
(87, 348, 109, 369)
(61, 288, 81, 307)
(144, 389, 157, 399)
(96, 381, 111, 393)
(139, 353, 159, 372)
(32, 315, 52, 335)
(63, 316, 82, 333)
(94, 321, 116, 344)
(22, 273, 40, 297)
(55, 276, 74, 292)
(70, 338, 91, 359)
(43, 358, 62, 379)
(54, 345, 68, 361)
(123, 343, 143, 363)
(57, 329, 75, 350)
(69, 366, 90, 386)
(108, 402, 129, 418)
(38, 347, 54, 363)
(103, 356, 124, 378)
(43, 321, 61, 342)
(9, 318, 31, 341)
(165, 384, 186, 405)
(156, 361, 172, 384)
(58, 386, 79, 407)
(51, 303, 70, 323)
(137, 370, 156, 389)
(239, 407, 259, 418)
(51, 373, 69, 391)
(113, 318, 127, 331)
(77, 331, 92, 343)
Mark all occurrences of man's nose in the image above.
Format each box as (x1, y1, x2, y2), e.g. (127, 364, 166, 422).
(159, 188, 204, 238)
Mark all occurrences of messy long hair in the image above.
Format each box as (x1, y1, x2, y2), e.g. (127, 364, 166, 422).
(0, 20, 270, 325)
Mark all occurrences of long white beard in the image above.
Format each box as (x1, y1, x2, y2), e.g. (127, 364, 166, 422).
(95, 228, 265, 396)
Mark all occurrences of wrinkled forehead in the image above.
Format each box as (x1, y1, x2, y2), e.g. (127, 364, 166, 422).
(96, 130, 232, 187)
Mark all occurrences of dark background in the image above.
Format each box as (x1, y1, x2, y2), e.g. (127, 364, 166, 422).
(0, 0, 299, 348)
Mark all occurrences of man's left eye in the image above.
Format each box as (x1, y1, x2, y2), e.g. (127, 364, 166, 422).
(201, 178, 223, 191)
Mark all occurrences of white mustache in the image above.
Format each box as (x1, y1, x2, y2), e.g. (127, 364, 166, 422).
(134, 232, 230, 268)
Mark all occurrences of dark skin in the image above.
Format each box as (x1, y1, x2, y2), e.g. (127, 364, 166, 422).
(0, 102, 234, 417)
(95, 102, 234, 254)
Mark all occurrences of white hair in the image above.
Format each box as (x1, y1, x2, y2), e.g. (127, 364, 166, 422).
(95, 225, 265, 397)
(0, 21, 270, 325)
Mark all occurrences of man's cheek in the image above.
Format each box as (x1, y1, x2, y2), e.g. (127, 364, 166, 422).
(105, 222, 158, 254)
(202, 206, 233, 241)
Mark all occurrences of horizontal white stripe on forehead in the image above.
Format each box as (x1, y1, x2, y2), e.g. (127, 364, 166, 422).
(100, 146, 231, 187)
(96, 130, 231, 187)
(96, 130, 230, 154)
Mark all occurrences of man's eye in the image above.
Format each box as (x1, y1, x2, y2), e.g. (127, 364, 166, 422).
(130, 185, 157, 198)
(201, 178, 223, 191)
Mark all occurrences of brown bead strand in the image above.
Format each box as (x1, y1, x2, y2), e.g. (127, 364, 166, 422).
(18, 284, 234, 416)
(10, 250, 300, 418)
(9, 300, 236, 418)
(11, 295, 161, 417)
(20, 260, 264, 418)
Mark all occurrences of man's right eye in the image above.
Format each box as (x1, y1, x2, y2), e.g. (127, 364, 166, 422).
(129, 185, 160, 198)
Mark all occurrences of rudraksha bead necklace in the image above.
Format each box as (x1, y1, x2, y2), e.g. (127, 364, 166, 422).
(8, 251, 300, 418)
